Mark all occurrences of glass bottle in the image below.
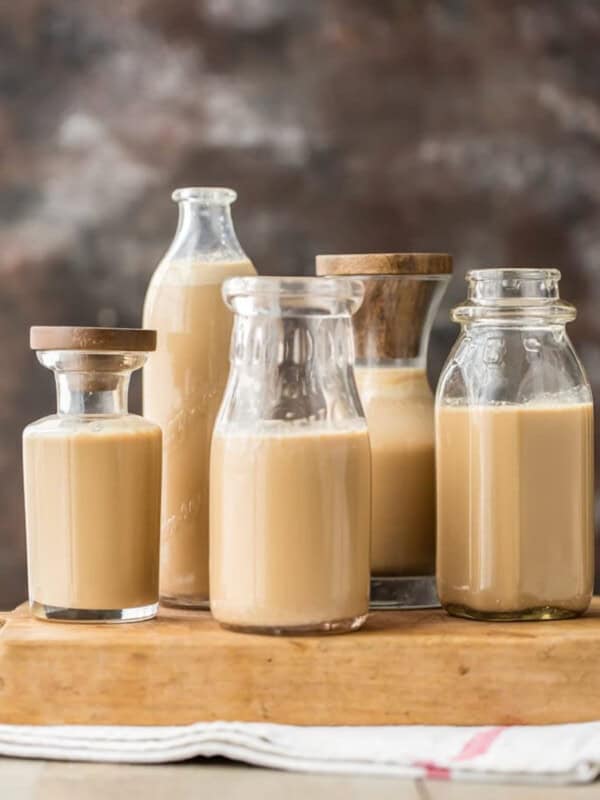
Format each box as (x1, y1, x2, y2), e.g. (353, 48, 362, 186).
(317, 253, 451, 609)
(436, 268, 594, 621)
(210, 276, 371, 635)
(23, 326, 162, 623)
(143, 187, 256, 609)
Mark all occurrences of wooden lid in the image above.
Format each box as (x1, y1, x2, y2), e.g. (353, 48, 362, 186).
(30, 327, 157, 352)
(316, 253, 453, 276)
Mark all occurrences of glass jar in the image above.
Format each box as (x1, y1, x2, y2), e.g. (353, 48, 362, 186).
(143, 187, 256, 609)
(317, 253, 451, 609)
(23, 327, 162, 622)
(436, 268, 594, 621)
(210, 277, 371, 635)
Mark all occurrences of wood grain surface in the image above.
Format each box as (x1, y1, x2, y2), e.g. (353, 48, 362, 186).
(1, 601, 599, 726)
(315, 253, 453, 276)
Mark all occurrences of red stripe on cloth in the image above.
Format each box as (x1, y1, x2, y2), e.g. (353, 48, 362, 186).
(414, 761, 451, 780)
(453, 727, 506, 762)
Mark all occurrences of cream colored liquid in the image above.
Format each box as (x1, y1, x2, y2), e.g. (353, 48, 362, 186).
(210, 424, 371, 629)
(143, 259, 255, 605)
(436, 403, 594, 616)
(23, 423, 162, 610)
(356, 367, 435, 576)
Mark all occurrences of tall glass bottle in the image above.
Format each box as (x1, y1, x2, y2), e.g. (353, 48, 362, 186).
(143, 187, 256, 608)
(317, 254, 452, 609)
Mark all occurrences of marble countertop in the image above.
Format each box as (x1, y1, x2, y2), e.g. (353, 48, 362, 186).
(2, 758, 600, 800)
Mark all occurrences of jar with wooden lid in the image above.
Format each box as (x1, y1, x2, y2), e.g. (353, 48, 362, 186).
(317, 254, 452, 609)
(23, 327, 162, 623)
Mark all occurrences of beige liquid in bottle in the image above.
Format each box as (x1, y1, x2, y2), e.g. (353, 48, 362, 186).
(210, 424, 371, 631)
(355, 367, 435, 576)
(143, 259, 255, 606)
(23, 423, 162, 610)
(436, 402, 594, 619)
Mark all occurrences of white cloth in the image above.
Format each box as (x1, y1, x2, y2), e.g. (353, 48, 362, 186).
(1, 721, 600, 784)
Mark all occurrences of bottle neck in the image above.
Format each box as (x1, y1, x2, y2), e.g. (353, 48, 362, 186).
(221, 314, 363, 427)
(172, 199, 245, 260)
(231, 315, 357, 369)
(55, 372, 130, 416)
(37, 350, 147, 417)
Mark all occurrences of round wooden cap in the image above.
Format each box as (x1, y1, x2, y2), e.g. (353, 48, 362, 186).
(30, 327, 157, 352)
(316, 253, 453, 276)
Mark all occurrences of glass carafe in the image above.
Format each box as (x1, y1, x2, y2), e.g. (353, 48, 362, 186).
(317, 254, 451, 609)
(210, 277, 371, 635)
(143, 187, 256, 609)
(23, 326, 162, 622)
(436, 268, 594, 621)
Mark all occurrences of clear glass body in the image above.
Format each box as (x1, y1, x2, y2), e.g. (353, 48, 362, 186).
(436, 269, 594, 621)
(352, 274, 450, 609)
(210, 277, 371, 635)
(23, 351, 162, 622)
(142, 187, 256, 609)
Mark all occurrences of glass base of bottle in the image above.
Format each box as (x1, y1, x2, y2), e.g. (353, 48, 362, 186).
(217, 612, 368, 636)
(370, 575, 440, 610)
(443, 603, 583, 622)
(30, 600, 158, 623)
(160, 594, 210, 610)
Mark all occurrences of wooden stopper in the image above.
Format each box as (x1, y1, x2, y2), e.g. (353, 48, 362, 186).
(316, 253, 453, 277)
(316, 254, 452, 360)
(30, 327, 157, 352)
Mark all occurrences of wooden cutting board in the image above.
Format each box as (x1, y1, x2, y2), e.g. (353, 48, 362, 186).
(1, 600, 599, 726)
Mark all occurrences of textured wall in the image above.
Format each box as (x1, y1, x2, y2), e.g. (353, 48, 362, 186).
(2, 0, 600, 607)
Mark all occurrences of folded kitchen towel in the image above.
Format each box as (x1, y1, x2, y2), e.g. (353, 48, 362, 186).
(1, 721, 600, 784)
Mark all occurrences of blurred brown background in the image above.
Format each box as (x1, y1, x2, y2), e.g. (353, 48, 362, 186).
(1, 0, 600, 608)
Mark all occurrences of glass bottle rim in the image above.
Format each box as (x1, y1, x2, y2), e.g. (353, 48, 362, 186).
(171, 187, 237, 205)
(223, 276, 365, 316)
(36, 350, 149, 374)
(467, 267, 561, 282)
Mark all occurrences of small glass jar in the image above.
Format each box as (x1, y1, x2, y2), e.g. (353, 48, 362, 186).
(143, 187, 256, 609)
(436, 269, 594, 621)
(23, 327, 162, 622)
(210, 277, 371, 635)
(317, 253, 451, 609)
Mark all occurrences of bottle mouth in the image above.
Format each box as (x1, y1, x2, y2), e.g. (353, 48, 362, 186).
(171, 187, 237, 205)
(223, 276, 365, 317)
(455, 267, 574, 323)
(466, 267, 562, 304)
